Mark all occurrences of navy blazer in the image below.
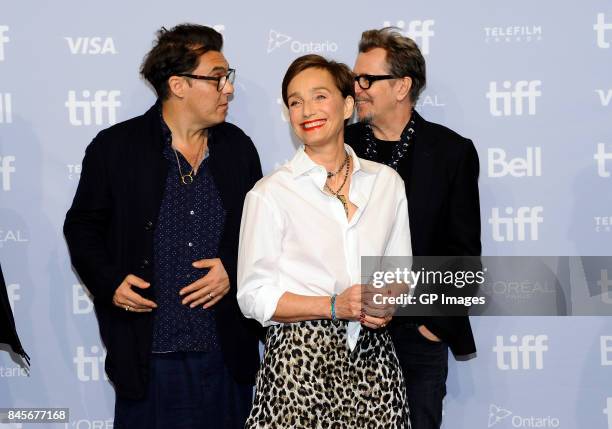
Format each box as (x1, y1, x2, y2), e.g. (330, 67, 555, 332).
(345, 111, 481, 357)
(64, 104, 262, 399)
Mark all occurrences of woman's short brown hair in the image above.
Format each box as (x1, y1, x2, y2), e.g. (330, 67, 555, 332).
(358, 27, 426, 104)
(281, 54, 355, 107)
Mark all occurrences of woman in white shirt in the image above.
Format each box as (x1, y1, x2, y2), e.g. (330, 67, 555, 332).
(238, 54, 412, 428)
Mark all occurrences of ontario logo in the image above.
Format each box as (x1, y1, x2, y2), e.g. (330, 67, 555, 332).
(267, 30, 338, 54)
(488, 404, 560, 427)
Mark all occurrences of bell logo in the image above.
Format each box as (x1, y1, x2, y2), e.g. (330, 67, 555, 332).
(594, 143, 612, 177)
(604, 397, 612, 429)
(486, 80, 542, 116)
(602, 336, 612, 366)
(65, 90, 121, 126)
(493, 334, 548, 370)
(488, 404, 512, 427)
(73, 284, 94, 314)
(73, 346, 107, 381)
(0, 25, 9, 61)
(488, 147, 542, 178)
(489, 206, 543, 242)
(0, 155, 16, 191)
(594, 13, 612, 49)
(384, 20, 435, 55)
(0, 93, 12, 123)
(65, 37, 117, 55)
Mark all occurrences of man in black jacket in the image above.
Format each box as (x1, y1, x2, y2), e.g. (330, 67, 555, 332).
(345, 28, 481, 429)
(0, 263, 29, 364)
(64, 24, 262, 429)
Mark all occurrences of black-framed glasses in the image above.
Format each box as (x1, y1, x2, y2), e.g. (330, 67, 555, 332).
(354, 74, 396, 90)
(176, 68, 236, 91)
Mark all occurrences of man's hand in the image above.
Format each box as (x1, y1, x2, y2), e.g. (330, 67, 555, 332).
(418, 325, 441, 342)
(112, 274, 157, 313)
(179, 258, 230, 309)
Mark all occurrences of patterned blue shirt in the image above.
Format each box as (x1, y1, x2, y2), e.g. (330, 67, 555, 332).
(151, 109, 224, 353)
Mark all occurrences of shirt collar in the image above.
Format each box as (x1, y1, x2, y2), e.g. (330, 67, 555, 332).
(290, 144, 377, 180)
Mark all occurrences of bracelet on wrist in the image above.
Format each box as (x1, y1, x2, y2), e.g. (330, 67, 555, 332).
(330, 294, 337, 321)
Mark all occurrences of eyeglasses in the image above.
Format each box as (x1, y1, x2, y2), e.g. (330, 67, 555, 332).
(354, 74, 397, 90)
(176, 68, 236, 91)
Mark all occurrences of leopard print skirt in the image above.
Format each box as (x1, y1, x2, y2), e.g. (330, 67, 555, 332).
(246, 320, 410, 428)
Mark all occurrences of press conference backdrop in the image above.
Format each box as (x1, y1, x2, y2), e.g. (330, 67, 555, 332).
(1, 1, 611, 428)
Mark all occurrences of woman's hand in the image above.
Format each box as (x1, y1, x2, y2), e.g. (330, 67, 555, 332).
(334, 284, 392, 329)
(334, 284, 363, 320)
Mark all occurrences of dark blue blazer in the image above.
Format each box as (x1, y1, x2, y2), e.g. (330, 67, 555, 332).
(64, 104, 262, 398)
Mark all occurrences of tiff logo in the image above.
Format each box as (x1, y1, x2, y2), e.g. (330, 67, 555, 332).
(65, 90, 121, 126)
(489, 206, 543, 242)
(0, 25, 9, 61)
(0, 155, 16, 191)
(594, 13, 612, 48)
(493, 334, 548, 370)
(74, 346, 107, 381)
(487, 81, 541, 116)
(65, 37, 117, 55)
(73, 284, 93, 314)
(602, 336, 612, 366)
(599, 270, 612, 304)
(383, 20, 435, 55)
(488, 147, 542, 178)
(594, 143, 612, 177)
(6, 283, 20, 312)
(596, 89, 612, 107)
(605, 397, 612, 429)
(0, 93, 12, 123)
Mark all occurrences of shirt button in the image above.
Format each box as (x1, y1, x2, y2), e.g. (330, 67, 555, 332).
(190, 210, 195, 215)
(188, 242, 193, 247)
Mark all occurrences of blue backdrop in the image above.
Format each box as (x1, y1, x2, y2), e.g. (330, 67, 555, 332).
(1, 1, 611, 428)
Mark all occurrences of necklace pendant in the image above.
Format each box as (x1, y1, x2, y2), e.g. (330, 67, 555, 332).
(181, 173, 194, 185)
(337, 194, 349, 217)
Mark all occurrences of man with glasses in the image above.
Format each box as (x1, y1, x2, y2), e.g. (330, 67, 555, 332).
(345, 28, 481, 429)
(64, 24, 262, 429)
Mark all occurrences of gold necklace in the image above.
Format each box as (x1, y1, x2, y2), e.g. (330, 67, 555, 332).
(324, 154, 351, 217)
(173, 141, 205, 185)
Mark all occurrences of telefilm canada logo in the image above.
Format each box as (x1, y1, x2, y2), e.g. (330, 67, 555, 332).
(488, 404, 560, 428)
(67, 164, 81, 181)
(484, 25, 542, 43)
(267, 30, 338, 54)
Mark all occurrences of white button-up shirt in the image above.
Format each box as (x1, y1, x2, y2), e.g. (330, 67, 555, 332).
(237, 145, 412, 348)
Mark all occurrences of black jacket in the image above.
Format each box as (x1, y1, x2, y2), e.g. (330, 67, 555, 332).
(0, 264, 29, 363)
(345, 111, 481, 357)
(64, 105, 262, 399)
